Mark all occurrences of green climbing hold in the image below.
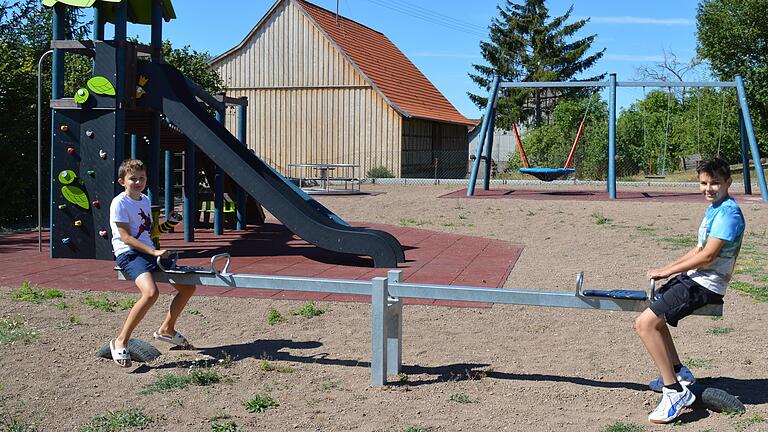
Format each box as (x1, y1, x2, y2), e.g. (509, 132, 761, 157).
(61, 185, 89, 210)
(57, 170, 77, 185)
(87, 76, 116, 96)
(74, 87, 89, 104)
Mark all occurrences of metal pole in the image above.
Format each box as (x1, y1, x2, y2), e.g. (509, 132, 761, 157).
(467, 76, 500, 196)
(50, 4, 65, 257)
(183, 138, 196, 242)
(739, 111, 752, 195)
(164, 150, 173, 219)
(734, 75, 768, 202)
(130, 135, 138, 159)
(236, 101, 248, 230)
(214, 109, 225, 235)
(483, 107, 496, 190)
(608, 73, 617, 199)
(37, 50, 53, 253)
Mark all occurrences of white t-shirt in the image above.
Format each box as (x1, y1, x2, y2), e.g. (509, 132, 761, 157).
(109, 192, 154, 256)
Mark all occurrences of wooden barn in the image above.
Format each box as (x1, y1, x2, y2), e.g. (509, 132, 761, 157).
(210, 0, 474, 179)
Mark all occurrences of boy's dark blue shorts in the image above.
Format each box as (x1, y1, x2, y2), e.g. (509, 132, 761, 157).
(115, 250, 173, 280)
(650, 274, 724, 327)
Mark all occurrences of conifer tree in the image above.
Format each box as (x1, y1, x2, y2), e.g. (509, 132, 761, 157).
(468, 0, 604, 129)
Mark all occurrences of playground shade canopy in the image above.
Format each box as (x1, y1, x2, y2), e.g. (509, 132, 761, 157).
(42, 0, 176, 24)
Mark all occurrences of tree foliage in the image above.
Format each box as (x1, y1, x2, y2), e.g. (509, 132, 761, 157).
(0, 1, 223, 227)
(697, 0, 768, 148)
(468, 0, 605, 129)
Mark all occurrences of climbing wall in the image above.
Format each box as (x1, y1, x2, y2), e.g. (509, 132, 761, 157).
(51, 109, 120, 260)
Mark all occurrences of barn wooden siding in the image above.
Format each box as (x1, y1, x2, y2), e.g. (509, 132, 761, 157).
(401, 118, 468, 178)
(214, 1, 402, 177)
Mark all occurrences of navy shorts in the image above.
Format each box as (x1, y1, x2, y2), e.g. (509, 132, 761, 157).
(115, 250, 173, 280)
(649, 274, 724, 327)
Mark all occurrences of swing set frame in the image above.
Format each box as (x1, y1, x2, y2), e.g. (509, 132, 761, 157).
(467, 74, 768, 203)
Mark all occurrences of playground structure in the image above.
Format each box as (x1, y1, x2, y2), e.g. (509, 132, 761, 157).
(44, 0, 404, 267)
(467, 74, 768, 202)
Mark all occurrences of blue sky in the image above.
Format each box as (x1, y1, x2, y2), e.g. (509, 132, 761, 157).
(124, 0, 705, 119)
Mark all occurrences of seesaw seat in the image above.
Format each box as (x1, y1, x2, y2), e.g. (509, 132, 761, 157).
(580, 289, 648, 301)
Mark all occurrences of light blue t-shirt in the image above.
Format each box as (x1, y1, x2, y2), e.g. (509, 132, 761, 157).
(686, 197, 745, 295)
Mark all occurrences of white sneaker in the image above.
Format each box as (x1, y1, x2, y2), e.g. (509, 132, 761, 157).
(648, 366, 695, 392)
(648, 384, 696, 424)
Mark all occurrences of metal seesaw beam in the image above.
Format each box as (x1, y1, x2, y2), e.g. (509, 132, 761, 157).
(117, 254, 722, 386)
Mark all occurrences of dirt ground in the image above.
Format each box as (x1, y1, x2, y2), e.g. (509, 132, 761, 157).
(2, 183, 768, 432)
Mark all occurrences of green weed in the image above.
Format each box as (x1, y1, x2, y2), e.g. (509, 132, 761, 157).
(79, 409, 153, 432)
(140, 363, 220, 394)
(210, 421, 240, 432)
(267, 307, 286, 325)
(658, 234, 697, 249)
(0, 316, 37, 345)
(734, 414, 766, 432)
(685, 357, 715, 369)
(116, 298, 136, 310)
(58, 315, 81, 330)
(5, 418, 36, 432)
(82, 296, 119, 312)
(403, 427, 431, 432)
(258, 359, 275, 371)
(188, 309, 201, 315)
(591, 211, 612, 225)
(706, 326, 733, 335)
(449, 393, 475, 403)
(602, 422, 644, 432)
(399, 218, 432, 227)
(54, 301, 68, 310)
(292, 301, 324, 318)
(243, 393, 278, 413)
(10, 281, 63, 304)
(730, 281, 768, 302)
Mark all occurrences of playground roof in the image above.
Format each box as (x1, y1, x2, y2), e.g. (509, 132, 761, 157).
(212, 0, 472, 126)
(42, 0, 176, 25)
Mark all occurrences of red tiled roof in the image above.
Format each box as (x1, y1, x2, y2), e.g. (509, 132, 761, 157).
(295, 0, 472, 126)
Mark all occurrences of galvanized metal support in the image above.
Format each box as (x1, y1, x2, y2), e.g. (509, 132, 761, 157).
(370, 277, 388, 386)
(183, 138, 196, 242)
(164, 150, 173, 218)
(608, 73, 617, 199)
(735, 75, 768, 202)
(386, 270, 404, 376)
(739, 111, 751, 195)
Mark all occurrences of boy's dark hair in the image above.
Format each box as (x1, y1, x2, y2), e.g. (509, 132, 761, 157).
(696, 157, 731, 179)
(118, 159, 145, 179)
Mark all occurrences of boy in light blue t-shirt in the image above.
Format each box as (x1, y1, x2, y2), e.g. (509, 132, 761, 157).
(635, 158, 744, 424)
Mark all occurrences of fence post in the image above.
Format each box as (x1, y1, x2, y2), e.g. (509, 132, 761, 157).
(371, 277, 388, 386)
(386, 270, 403, 376)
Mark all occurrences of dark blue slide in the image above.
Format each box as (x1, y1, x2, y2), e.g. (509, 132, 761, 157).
(138, 61, 404, 268)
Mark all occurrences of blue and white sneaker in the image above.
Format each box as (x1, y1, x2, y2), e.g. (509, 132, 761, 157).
(648, 384, 696, 424)
(648, 366, 695, 392)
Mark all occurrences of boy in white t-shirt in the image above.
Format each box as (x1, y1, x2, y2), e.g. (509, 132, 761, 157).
(635, 158, 745, 424)
(109, 159, 196, 367)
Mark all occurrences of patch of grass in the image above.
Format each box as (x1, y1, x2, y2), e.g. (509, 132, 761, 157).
(188, 309, 201, 316)
(140, 363, 220, 394)
(276, 365, 296, 373)
(399, 218, 432, 227)
(82, 296, 119, 312)
(730, 281, 768, 302)
(267, 307, 286, 325)
(591, 211, 612, 225)
(658, 234, 697, 249)
(116, 297, 136, 310)
(448, 393, 475, 404)
(319, 379, 339, 391)
(10, 281, 64, 304)
(685, 357, 715, 369)
(734, 414, 766, 432)
(0, 316, 37, 345)
(54, 301, 68, 310)
(258, 359, 275, 371)
(706, 326, 733, 335)
(5, 418, 36, 432)
(58, 315, 81, 330)
(292, 301, 324, 318)
(602, 422, 644, 432)
(635, 224, 656, 234)
(210, 421, 240, 432)
(79, 409, 153, 432)
(403, 427, 431, 432)
(243, 393, 278, 413)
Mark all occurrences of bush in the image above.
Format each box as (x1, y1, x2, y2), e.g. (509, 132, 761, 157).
(366, 166, 394, 178)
